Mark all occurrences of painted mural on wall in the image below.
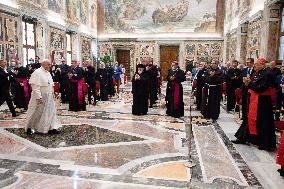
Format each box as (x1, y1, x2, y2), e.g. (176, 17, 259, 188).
(90, 0, 97, 29)
(247, 16, 262, 58)
(184, 41, 222, 62)
(48, 0, 62, 14)
(0, 13, 19, 65)
(104, 0, 217, 34)
(229, 35, 237, 59)
(80, 0, 89, 25)
(81, 36, 92, 62)
(49, 27, 65, 64)
(139, 43, 155, 63)
(66, 0, 79, 23)
(19, 0, 46, 8)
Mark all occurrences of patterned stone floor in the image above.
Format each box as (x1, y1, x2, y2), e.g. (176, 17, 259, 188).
(0, 82, 283, 188)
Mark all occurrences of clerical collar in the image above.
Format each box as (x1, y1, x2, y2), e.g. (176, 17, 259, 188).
(41, 66, 49, 72)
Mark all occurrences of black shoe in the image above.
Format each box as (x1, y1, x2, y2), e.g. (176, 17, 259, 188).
(12, 113, 19, 117)
(48, 129, 60, 135)
(26, 128, 33, 136)
(277, 168, 284, 177)
(231, 139, 248, 145)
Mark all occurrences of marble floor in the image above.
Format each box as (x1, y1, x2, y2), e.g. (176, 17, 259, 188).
(0, 82, 283, 189)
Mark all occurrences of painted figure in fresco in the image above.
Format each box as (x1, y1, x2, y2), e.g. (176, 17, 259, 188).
(132, 64, 149, 115)
(51, 32, 63, 49)
(152, 0, 189, 24)
(90, 3, 97, 28)
(5, 18, 15, 42)
(165, 61, 186, 118)
(80, 0, 88, 24)
(48, 0, 61, 14)
(67, 0, 78, 21)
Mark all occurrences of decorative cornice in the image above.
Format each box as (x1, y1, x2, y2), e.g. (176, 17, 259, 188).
(0, 3, 19, 16)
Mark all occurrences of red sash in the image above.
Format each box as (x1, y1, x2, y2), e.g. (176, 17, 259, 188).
(96, 81, 100, 95)
(53, 82, 60, 98)
(277, 132, 284, 166)
(16, 78, 30, 104)
(248, 88, 275, 135)
(172, 81, 180, 110)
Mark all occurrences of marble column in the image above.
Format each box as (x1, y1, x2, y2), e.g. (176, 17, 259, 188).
(235, 23, 248, 64)
(71, 33, 80, 62)
(224, 33, 231, 62)
(35, 19, 48, 59)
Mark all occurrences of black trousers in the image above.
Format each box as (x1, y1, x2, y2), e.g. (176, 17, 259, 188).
(88, 85, 97, 104)
(0, 91, 16, 115)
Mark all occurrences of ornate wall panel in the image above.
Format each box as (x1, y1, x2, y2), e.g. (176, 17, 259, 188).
(48, 0, 63, 14)
(229, 33, 237, 60)
(0, 12, 19, 66)
(184, 41, 223, 62)
(80, 0, 89, 25)
(66, 0, 79, 24)
(90, 0, 97, 29)
(247, 16, 262, 59)
(138, 43, 155, 63)
(81, 36, 92, 62)
(49, 27, 65, 64)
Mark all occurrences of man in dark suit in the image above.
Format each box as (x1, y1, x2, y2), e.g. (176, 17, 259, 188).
(0, 59, 18, 117)
(232, 58, 255, 144)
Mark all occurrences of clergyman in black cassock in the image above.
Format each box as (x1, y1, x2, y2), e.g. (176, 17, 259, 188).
(69, 61, 86, 111)
(85, 64, 97, 105)
(105, 63, 115, 97)
(244, 57, 276, 151)
(226, 60, 242, 111)
(50, 63, 61, 82)
(96, 63, 109, 101)
(146, 61, 159, 107)
(59, 59, 70, 103)
(132, 64, 149, 115)
(201, 61, 224, 120)
(195, 62, 208, 110)
(0, 59, 17, 117)
(13, 63, 31, 109)
(165, 61, 186, 118)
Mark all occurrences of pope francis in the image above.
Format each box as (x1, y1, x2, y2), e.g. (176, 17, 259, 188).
(26, 59, 61, 135)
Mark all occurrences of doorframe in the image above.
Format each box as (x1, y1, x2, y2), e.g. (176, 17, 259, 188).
(156, 41, 184, 68)
(113, 46, 134, 78)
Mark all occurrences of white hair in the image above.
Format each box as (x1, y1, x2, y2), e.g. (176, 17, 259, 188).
(41, 59, 50, 64)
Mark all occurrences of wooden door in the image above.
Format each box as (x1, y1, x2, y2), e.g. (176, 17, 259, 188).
(160, 46, 179, 80)
(116, 50, 131, 78)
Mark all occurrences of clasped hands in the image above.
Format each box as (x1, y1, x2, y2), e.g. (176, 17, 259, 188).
(243, 77, 251, 86)
(170, 76, 175, 81)
(135, 74, 140, 80)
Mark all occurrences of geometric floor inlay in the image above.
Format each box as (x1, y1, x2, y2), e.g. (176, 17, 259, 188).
(134, 161, 190, 181)
(5, 124, 144, 148)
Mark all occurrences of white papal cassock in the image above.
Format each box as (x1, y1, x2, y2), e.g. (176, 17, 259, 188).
(26, 67, 61, 133)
